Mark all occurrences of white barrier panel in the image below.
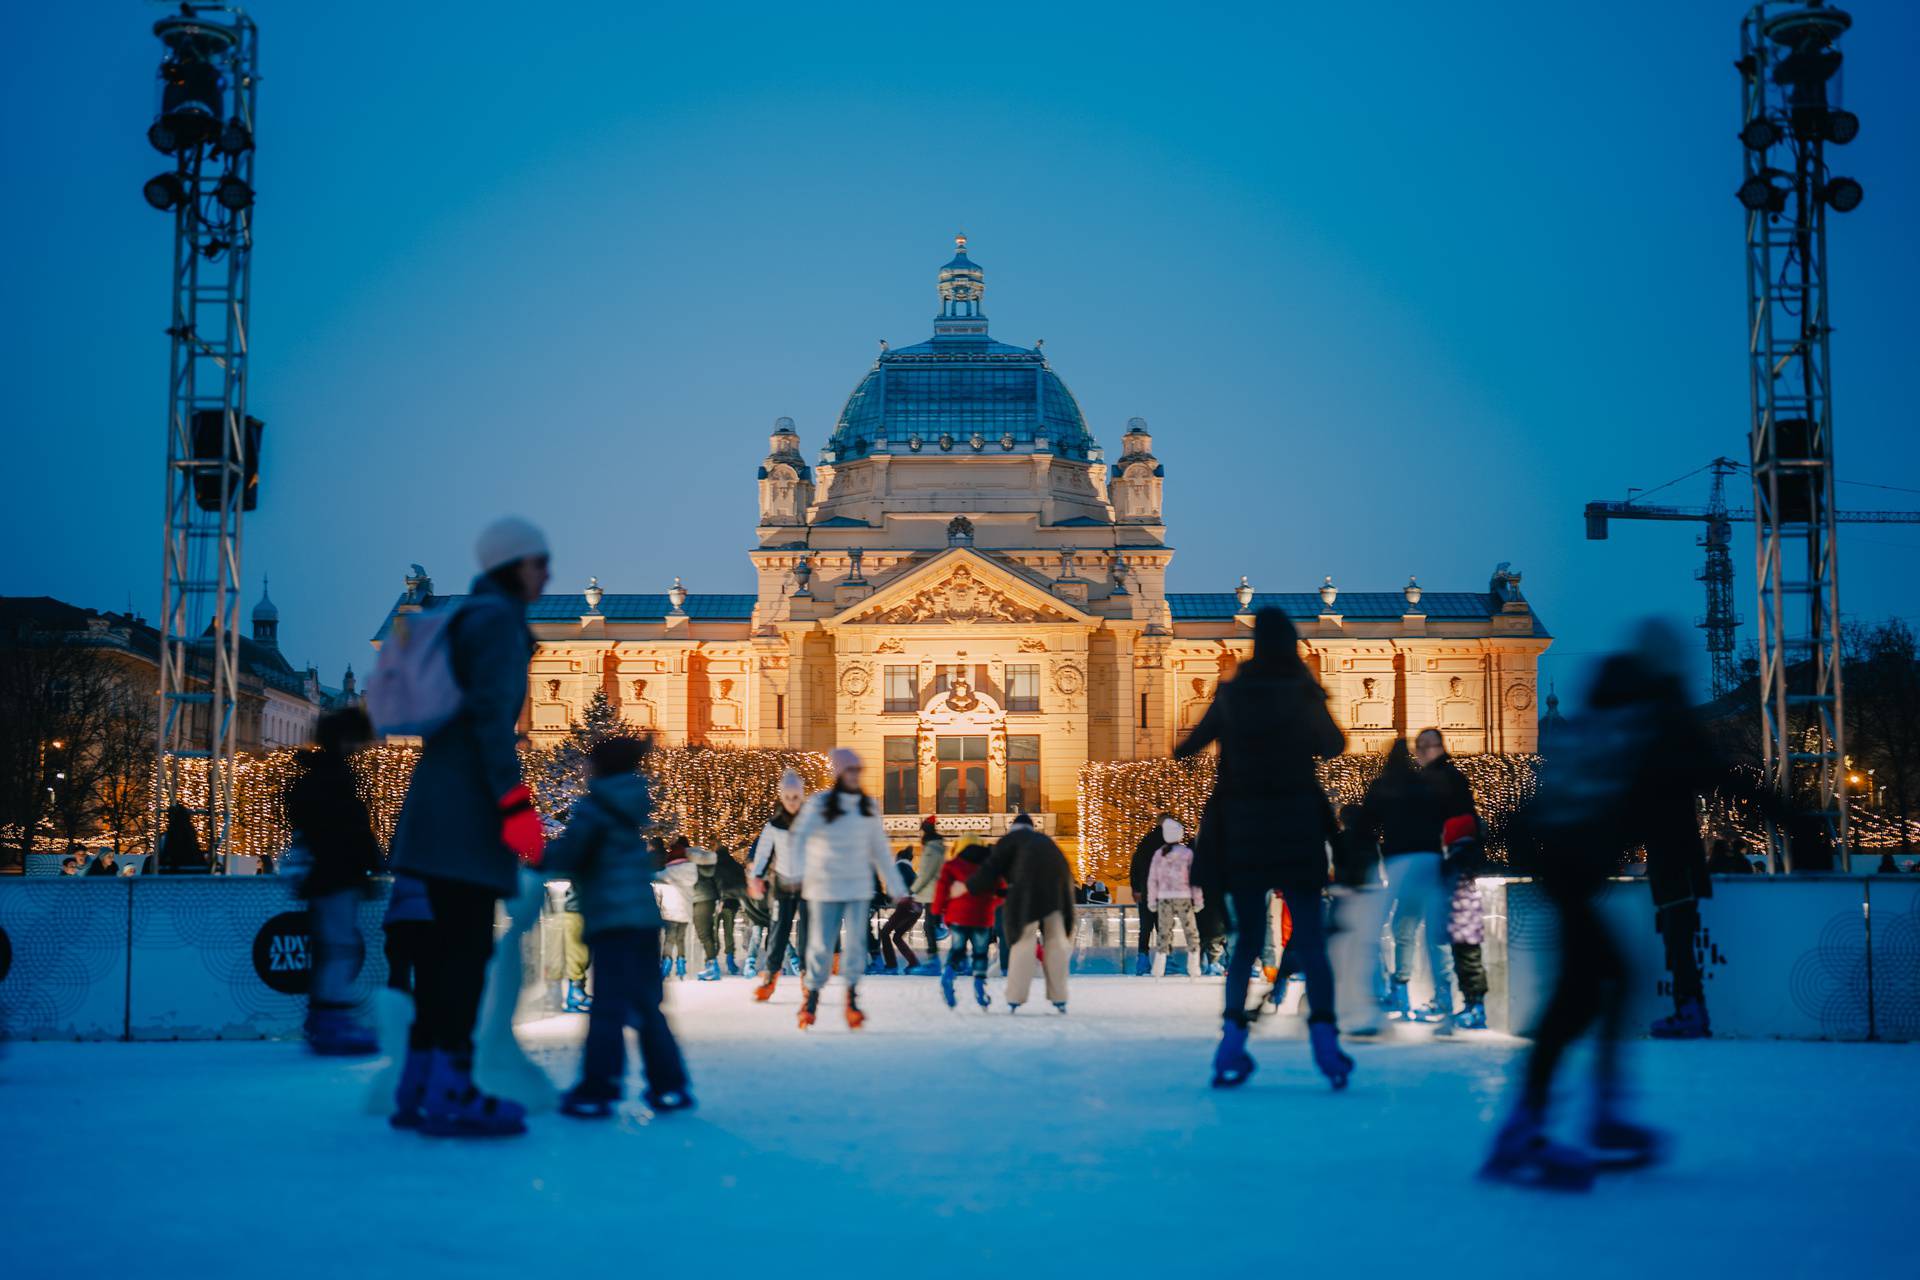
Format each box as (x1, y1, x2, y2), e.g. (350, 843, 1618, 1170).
(0, 879, 131, 1040)
(127, 879, 391, 1041)
(1868, 876, 1920, 1042)
(1502, 876, 1880, 1041)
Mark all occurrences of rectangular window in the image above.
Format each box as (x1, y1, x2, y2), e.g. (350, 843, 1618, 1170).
(1139, 691, 1149, 728)
(1006, 664, 1041, 713)
(1006, 735, 1040, 814)
(774, 693, 786, 731)
(883, 665, 919, 714)
(935, 735, 989, 814)
(883, 736, 918, 814)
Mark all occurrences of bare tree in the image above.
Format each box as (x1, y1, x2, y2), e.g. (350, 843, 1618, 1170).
(1846, 619, 1920, 850)
(92, 687, 158, 855)
(0, 638, 118, 865)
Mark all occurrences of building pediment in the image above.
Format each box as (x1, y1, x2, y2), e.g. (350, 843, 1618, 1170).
(827, 548, 1094, 627)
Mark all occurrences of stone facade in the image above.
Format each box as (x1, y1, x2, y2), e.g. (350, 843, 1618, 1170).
(377, 240, 1549, 842)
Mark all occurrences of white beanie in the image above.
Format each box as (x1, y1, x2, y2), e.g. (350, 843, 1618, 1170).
(475, 516, 549, 573)
(827, 746, 861, 775)
(778, 769, 806, 806)
(1161, 817, 1184, 845)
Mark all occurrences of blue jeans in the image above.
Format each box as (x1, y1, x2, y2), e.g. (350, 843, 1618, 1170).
(945, 925, 993, 977)
(805, 900, 871, 990)
(1224, 883, 1334, 1026)
(579, 928, 688, 1097)
(1385, 852, 1455, 1014)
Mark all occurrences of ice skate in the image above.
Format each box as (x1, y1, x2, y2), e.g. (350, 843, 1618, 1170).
(973, 976, 991, 1009)
(305, 1006, 378, 1058)
(1211, 1020, 1256, 1089)
(1650, 997, 1711, 1040)
(563, 980, 592, 1013)
(674, 956, 687, 980)
(753, 971, 779, 1002)
(1186, 953, 1202, 982)
(1150, 952, 1167, 978)
(696, 959, 722, 982)
(784, 953, 801, 977)
(845, 991, 866, 1029)
(643, 1087, 695, 1115)
(388, 1047, 431, 1130)
(797, 988, 819, 1030)
(1133, 953, 1151, 976)
(1480, 1106, 1595, 1191)
(940, 967, 958, 1008)
(1457, 1000, 1488, 1030)
(725, 954, 741, 976)
(1384, 978, 1410, 1019)
(558, 1080, 619, 1120)
(417, 1051, 527, 1138)
(1052, 1001, 1067, 1014)
(1309, 1021, 1353, 1090)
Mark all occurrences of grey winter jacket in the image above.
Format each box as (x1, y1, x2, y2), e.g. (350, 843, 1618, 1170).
(539, 772, 662, 936)
(911, 834, 945, 903)
(390, 576, 535, 897)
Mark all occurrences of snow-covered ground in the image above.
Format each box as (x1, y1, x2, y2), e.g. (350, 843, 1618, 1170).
(4, 975, 1912, 1277)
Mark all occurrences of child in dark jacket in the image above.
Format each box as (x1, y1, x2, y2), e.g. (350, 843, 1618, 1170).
(540, 737, 692, 1118)
(286, 707, 383, 1057)
(932, 838, 1003, 1008)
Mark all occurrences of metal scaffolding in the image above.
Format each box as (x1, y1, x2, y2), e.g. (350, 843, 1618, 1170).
(1738, 2, 1857, 870)
(150, 6, 260, 871)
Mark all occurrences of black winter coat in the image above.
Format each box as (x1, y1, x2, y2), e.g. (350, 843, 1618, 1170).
(1128, 822, 1165, 903)
(1173, 662, 1344, 894)
(966, 827, 1076, 937)
(1362, 754, 1476, 859)
(286, 751, 382, 898)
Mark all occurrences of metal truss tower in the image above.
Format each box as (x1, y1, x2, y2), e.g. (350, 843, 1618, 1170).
(1738, 2, 1861, 870)
(1697, 459, 1741, 703)
(147, 6, 261, 870)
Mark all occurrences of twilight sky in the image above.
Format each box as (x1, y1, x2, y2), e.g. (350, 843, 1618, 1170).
(4, 1, 1917, 703)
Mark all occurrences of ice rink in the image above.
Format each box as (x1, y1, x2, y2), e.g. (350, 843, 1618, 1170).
(4, 975, 1913, 1277)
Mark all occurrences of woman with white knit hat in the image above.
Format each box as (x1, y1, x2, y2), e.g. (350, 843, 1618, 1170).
(747, 768, 810, 1001)
(788, 747, 910, 1029)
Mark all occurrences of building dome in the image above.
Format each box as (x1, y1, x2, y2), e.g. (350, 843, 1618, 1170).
(824, 237, 1097, 463)
(251, 578, 278, 623)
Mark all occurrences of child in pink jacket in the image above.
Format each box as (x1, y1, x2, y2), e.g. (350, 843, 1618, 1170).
(1147, 818, 1204, 979)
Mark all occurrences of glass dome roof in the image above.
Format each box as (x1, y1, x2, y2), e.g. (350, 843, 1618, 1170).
(823, 240, 1098, 463)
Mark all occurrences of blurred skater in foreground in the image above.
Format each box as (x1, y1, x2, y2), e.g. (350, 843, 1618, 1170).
(1174, 607, 1348, 1088)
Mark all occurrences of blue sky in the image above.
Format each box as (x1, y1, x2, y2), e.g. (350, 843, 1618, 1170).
(3, 1, 1917, 702)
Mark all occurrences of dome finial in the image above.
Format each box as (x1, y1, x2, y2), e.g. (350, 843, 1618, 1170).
(955, 231, 966, 253)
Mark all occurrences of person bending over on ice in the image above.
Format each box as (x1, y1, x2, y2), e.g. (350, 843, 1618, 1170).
(957, 813, 1076, 1014)
(540, 736, 692, 1118)
(749, 770, 810, 1000)
(1174, 607, 1349, 1090)
(385, 517, 548, 1137)
(1146, 818, 1205, 979)
(932, 837, 1004, 1009)
(788, 747, 910, 1030)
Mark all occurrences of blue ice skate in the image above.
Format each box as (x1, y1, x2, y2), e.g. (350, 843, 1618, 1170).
(563, 980, 592, 1013)
(697, 959, 722, 982)
(1384, 978, 1411, 1019)
(940, 967, 958, 1007)
(1457, 1001, 1487, 1030)
(974, 976, 991, 1009)
(1309, 1021, 1353, 1091)
(1481, 1106, 1595, 1191)
(417, 1051, 527, 1138)
(1211, 1020, 1256, 1089)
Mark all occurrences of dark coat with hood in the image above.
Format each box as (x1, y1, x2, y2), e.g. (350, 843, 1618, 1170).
(1362, 749, 1476, 859)
(1129, 816, 1173, 906)
(539, 771, 662, 936)
(1174, 609, 1344, 895)
(389, 574, 535, 897)
(286, 750, 382, 899)
(966, 826, 1075, 937)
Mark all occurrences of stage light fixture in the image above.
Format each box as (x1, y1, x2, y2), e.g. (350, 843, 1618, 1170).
(215, 174, 253, 211)
(1737, 174, 1788, 214)
(148, 54, 223, 154)
(218, 117, 253, 155)
(1740, 116, 1781, 151)
(1821, 177, 1863, 213)
(143, 172, 187, 211)
(1824, 109, 1859, 144)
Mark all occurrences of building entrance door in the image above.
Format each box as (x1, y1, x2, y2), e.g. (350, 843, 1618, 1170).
(935, 736, 989, 814)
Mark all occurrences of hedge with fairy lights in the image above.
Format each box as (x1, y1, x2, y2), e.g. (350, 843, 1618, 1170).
(1074, 753, 1544, 884)
(171, 743, 830, 861)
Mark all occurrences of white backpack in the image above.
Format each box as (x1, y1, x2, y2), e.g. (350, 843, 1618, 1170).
(364, 605, 464, 737)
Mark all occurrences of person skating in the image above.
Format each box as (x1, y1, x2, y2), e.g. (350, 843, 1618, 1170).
(1341, 736, 1455, 1034)
(285, 706, 383, 1057)
(655, 840, 696, 979)
(386, 516, 548, 1137)
(958, 814, 1074, 1014)
(1442, 815, 1490, 1029)
(1129, 814, 1174, 975)
(748, 771, 808, 1000)
(1173, 607, 1349, 1090)
(908, 817, 947, 972)
(678, 837, 724, 981)
(932, 837, 1003, 1008)
(539, 736, 692, 1118)
(711, 844, 749, 975)
(1145, 818, 1205, 980)
(788, 748, 910, 1029)
(876, 849, 924, 972)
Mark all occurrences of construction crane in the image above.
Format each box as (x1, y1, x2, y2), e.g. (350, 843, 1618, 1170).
(1584, 457, 1920, 700)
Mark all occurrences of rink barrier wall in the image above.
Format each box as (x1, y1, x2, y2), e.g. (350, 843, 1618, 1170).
(2, 875, 1916, 1041)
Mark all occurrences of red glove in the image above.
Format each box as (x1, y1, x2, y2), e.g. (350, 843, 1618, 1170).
(499, 784, 543, 866)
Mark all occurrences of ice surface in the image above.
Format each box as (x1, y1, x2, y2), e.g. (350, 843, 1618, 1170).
(3, 975, 1913, 1276)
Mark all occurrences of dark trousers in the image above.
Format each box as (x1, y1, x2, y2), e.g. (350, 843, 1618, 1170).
(1657, 901, 1703, 1004)
(1523, 887, 1626, 1112)
(383, 920, 431, 994)
(879, 902, 922, 968)
(1225, 883, 1333, 1027)
(763, 889, 807, 971)
(716, 900, 739, 959)
(1135, 899, 1157, 954)
(922, 903, 942, 954)
(1453, 943, 1489, 1002)
(578, 928, 688, 1098)
(690, 899, 719, 959)
(410, 877, 498, 1054)
(945, 925, 993, 977)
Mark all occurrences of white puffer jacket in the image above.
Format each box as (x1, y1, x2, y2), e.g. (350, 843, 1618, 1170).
(787, 788, 906, 904)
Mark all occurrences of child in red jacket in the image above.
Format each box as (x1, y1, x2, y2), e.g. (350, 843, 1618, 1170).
(932, 838, 1003, 1009)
